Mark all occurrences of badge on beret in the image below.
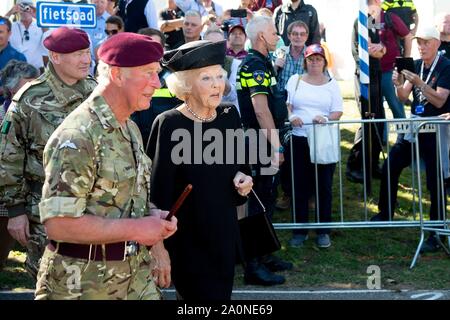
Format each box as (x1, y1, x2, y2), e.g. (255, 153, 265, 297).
(253, 70, 265, 85)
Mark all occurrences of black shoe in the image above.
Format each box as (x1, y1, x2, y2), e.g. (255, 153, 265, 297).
(420, 235, 441, 254)
(346, 170, 364, 183)
(370, 213, 389, 221)
(244, 263, 285, 286)
(261, 254, 293, 272)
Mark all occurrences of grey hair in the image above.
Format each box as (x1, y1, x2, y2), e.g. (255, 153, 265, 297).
(246, 15, 273, 44)
(0, 60, 39, 91)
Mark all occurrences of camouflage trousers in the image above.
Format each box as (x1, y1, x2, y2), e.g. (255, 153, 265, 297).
(35, 245, 161, 300)
(25, 220, 48, 279)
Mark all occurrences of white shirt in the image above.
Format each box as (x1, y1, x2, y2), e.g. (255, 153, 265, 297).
(10, 20, 46, 69)
(286, 74, 343, 137)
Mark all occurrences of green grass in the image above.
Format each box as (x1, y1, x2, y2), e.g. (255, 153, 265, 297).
(1, 83, 449, 291)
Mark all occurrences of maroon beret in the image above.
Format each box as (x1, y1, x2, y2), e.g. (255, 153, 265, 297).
(43, 27, 90, 54)
(97, 32, 163, 67)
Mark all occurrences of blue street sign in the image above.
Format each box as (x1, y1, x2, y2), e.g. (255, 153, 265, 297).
(37, 1, 96, 29)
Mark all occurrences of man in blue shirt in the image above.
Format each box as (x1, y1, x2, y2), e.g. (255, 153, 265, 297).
(0, 16, 26, 104)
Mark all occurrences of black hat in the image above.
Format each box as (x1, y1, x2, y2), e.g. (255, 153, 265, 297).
(161, 40, 226, 73)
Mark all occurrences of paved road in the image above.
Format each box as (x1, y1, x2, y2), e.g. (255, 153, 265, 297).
(1, 288, 449, 300)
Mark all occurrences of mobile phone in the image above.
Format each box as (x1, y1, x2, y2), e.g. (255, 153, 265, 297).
(165, 184, 193, 221)
(395, 57, 415, 73)
(230, 9, 247, 18)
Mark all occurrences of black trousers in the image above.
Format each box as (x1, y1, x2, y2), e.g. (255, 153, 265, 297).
(378, 134, 446, 221)
(292, 136, 336, 235)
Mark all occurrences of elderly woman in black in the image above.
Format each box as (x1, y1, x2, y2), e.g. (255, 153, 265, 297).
(147, 40, 253, 300)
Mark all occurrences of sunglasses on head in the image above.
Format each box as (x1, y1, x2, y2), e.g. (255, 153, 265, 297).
(105, 29, 119, 36)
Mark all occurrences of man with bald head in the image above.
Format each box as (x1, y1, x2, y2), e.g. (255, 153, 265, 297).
(0, 27, 97, 279)
(35, 32, 177, 300)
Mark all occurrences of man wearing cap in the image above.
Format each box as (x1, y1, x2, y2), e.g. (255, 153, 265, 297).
(0, 27, 95, 280)
(236, 15, 292, 286)
(373, 26, 450, 252)
(35, 32, 177, 300)
(226, 24, 248, 60)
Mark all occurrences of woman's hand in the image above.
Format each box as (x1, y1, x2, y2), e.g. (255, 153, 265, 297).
(392, 69, 404, 87)
(313, 115, 328, 124)
(289, 115, 303, 127)
(233, 172, 253, 197)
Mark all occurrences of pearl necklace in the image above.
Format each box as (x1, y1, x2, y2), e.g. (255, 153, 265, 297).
(185, 103, 217, 122)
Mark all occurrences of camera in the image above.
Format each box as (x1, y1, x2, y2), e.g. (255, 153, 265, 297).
(230, 9, 247, 18)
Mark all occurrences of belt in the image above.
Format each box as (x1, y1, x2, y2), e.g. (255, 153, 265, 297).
(48, 240, 146, 261)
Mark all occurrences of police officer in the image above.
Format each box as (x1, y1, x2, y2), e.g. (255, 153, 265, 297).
(236, 15, 292, 286)
(35, 33, 177, 300)
(0, 27, 96, 279)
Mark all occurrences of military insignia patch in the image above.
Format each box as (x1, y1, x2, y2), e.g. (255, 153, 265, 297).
(253, 70, 265, 85)
(1, 121, 11, 135)
(59, 140, 78, 150)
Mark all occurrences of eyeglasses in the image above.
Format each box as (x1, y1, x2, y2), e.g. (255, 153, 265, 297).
(290, 31, 308, 37)
(105, 29, 119, 36)
(306, 56, 324, 63)
(23, 30, 29, 41)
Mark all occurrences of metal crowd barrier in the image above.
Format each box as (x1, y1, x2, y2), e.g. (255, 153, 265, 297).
(272, 117, 450, 267)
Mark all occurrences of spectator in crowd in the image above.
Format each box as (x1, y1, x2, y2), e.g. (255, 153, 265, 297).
(250, 0, 282, 13)
(182, 10, 203, 44)
(373, 26, 450, 254)
(237, 15, 292, 286)
(0, 60, 39, 271)
(0, 28, 96, 280)
(131, 27, 182, 148)
(6, 1, 46, 72)
(35, 33, 177, 300)
(274, 20, 308, 96)
(148, 40, 252, 300)
(226, 24, 248, 60)
(204, 26, 240, 113)
(0, 16, 26, 105)
(379, 0, 413, 119)
(273, 0, 320, 47)
(346, 0, 386, 184)
(436, 13, 450, 60)
(382, 0, 419, 36)
(83, 0, 111, 51)
(285, 44, 343, 248)
(160, 0, 185, 50)
(117, 0, 158, 33)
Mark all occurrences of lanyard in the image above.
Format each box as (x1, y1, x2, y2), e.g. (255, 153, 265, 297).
(419, 54, 440, 85)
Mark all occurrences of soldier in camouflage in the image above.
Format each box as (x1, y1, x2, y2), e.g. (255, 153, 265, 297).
(35, 32, 177, 300)
(0, 27, 96, 279)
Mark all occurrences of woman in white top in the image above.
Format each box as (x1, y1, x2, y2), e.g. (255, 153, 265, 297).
(285, 44, 343, 248)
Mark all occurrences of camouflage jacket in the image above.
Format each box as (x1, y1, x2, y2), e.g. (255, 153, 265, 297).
(0, 63, 97, 221)
(39, 94, 152, 223)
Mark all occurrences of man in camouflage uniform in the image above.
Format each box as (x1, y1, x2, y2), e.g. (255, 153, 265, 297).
(0, 27, 96, 279)
(35, 33, 177, 300)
